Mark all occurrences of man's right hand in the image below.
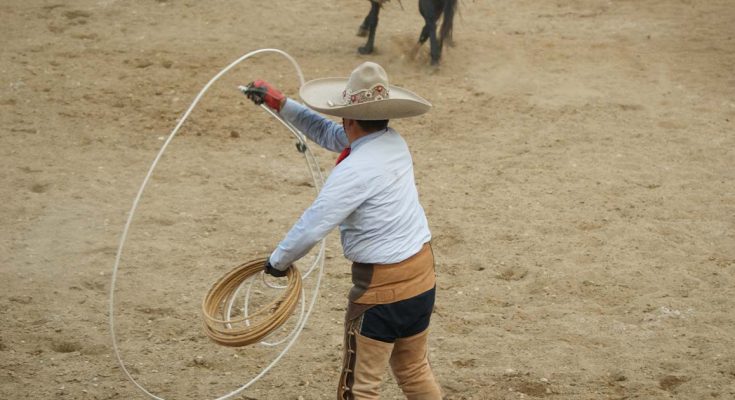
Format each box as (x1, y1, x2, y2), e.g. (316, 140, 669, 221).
(243, 80, 286, 112)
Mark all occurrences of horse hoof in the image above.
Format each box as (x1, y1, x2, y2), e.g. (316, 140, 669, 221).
(358, 46, 374, 55)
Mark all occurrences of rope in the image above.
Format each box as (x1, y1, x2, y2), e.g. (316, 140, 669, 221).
(109, 48, 326, 400)
(201, 259, 302, 347)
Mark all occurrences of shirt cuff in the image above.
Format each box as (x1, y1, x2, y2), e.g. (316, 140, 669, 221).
(279, 98, 302, 121)
(268, 250, 290, 271)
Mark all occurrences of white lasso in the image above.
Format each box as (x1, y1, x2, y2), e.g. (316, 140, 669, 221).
(109, 49, 325, 400)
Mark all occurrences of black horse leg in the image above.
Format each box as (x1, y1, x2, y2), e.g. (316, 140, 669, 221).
(428, 22, 441, 65)
(358, 2, 380, 54)
(418, 24, 431, 45)
(419, 0, 442, 65)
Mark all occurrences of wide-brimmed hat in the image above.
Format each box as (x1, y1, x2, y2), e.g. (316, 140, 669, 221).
(299, 62, 431, 120)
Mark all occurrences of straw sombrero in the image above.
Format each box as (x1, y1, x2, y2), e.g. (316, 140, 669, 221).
(299, 62, 431, 120)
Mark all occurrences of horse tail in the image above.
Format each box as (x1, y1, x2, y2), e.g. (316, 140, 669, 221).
(440, 0, 457, 45)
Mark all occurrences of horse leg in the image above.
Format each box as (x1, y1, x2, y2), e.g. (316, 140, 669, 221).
(408, 24, 430, 61)
(357, 5, 372, 37)
(419, 0, 441, 65)
(428, 23, 442, 66)
(439, 0, 457, 48)
(418, 24, 431, 45)
(407, 24, 428, 60)
(358, 1, 381, 54)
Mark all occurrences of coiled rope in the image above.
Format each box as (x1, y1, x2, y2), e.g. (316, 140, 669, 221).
(109, 49, 326, 400)
(201, 258, 302, 347)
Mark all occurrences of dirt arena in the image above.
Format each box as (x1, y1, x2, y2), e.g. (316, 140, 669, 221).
(1, 0, 734, 399)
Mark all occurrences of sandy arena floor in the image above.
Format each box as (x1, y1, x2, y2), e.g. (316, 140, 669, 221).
(1, 0, 734, 399)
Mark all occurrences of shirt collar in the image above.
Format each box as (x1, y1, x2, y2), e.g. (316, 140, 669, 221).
(350, 128, 389, 152)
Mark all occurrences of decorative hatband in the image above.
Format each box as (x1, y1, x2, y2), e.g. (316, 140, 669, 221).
(342, 84, 390, 106)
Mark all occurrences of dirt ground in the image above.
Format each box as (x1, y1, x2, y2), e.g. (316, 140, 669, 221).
(1, 0, 734, 399)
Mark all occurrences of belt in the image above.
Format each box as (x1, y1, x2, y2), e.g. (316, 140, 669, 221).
(349, 243, 436, 305)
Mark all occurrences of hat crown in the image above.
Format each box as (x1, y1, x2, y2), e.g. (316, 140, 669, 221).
(342, 62, 390, 106)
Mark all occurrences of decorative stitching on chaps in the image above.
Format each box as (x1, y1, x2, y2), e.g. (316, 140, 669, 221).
(338, 316, 361, 400)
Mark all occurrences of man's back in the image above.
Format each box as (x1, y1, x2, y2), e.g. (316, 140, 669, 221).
(336, 128, 431, 264)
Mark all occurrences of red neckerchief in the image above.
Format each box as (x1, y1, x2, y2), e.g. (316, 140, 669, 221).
(335, 147, 351, 165)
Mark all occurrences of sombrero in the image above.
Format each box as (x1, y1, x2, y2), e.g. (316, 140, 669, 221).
(299, 62, 431, 120)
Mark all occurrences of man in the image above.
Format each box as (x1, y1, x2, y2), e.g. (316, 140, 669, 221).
(244, 61, 441, 399)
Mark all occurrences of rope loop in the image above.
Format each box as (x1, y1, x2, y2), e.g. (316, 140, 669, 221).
(109, 49, 325, 400)
(201, 258, 303, 347)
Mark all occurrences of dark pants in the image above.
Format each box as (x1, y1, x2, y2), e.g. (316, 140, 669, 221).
(360, 287, 435, 342)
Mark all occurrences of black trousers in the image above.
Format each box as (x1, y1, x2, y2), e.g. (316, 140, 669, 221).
(359, 286, 435, 343)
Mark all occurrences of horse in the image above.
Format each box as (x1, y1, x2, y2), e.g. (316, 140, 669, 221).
(356, 0, 458, 66)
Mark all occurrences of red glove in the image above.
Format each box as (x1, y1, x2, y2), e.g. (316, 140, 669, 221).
(244, 79, 286, 112)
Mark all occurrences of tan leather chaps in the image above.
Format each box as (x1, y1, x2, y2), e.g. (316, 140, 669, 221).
(337, 244, 441, 399)
(338, 318, 441, 400)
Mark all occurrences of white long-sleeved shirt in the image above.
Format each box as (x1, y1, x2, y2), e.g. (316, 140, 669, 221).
(269, 100, 431, 270)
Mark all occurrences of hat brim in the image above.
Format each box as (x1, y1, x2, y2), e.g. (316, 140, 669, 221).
(299, 78, 431, 120)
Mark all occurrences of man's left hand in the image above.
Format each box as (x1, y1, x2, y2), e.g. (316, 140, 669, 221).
(264, 258, 288, 278)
